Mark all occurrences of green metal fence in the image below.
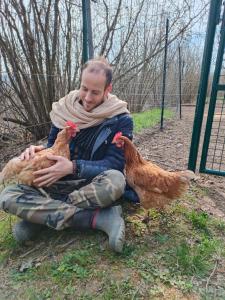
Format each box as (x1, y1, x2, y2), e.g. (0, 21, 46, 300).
(200, 5, 225, 176)
(188, 0, 225, 176)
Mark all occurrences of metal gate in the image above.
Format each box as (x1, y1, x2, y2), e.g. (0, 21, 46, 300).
(188, 0, 225, 176)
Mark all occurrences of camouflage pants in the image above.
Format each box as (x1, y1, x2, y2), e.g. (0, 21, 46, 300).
(0, 170, 125, 230)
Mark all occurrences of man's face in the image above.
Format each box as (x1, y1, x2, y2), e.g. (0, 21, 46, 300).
(79, 69, 110, 112)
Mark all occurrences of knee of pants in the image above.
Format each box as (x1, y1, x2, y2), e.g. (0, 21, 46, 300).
(0, 185, 16, 210)
(0, 184, 23, 211)
(70, 170, 126, 208)
(100, 169, 126, 202)
(104, 169, 126, 190)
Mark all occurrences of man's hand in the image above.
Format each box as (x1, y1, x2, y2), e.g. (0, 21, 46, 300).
(20, 145, 45, 160)
(33, 154, 73, 187)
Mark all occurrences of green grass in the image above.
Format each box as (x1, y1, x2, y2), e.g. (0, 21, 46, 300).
(0, 213, 18, 265)
(167, 237, 219, 276)
(51, 249, 96, 282)
(187, 210, 210, 233)
(132, 108, 174, 133)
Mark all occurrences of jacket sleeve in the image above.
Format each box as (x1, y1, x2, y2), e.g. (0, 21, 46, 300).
(46, 125, 60, 148)
(75, 115, 133, 180)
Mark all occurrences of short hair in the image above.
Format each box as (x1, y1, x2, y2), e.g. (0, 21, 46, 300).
(81, 57, 112, 89)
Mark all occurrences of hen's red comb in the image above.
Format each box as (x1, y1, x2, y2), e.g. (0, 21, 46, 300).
(112, 132, 122, 142)
(65, 120, 77, 129)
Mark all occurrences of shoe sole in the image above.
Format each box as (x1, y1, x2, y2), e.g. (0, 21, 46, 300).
(109, 217, 125, 253)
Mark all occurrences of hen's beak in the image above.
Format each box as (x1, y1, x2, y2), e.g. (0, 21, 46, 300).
(67, 126, 79, 137)
(117, 140, 124, 148)
(112, 138, 124, 148)
(112, 137, 117, 144)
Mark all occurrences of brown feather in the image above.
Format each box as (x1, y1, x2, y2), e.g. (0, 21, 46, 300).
(114, 135, 195, 209)
(0, 126, 75, 187)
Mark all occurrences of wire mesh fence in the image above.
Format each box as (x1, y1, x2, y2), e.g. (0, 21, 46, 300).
(189, 1, 225, 176)
(205, 88, 225, 173)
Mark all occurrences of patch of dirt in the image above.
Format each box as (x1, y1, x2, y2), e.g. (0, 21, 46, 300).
(134, 106, 225, 218)
(152, 285, 200, 300)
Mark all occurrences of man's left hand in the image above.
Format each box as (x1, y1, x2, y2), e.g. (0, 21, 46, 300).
(33, 155, 73, 187)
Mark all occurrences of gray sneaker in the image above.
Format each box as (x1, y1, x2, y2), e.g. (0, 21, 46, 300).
(12, 220, 44, 243)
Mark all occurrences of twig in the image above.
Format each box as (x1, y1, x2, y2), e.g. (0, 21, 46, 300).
(38, 188, 50, 198)
(205, 259, 219, 291)
(57, 238, 76, 249)
(19, 242, 45, 258)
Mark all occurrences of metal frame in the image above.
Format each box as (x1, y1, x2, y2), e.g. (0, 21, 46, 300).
(200, 5, 225, 176)
(188, 0, 222, 172)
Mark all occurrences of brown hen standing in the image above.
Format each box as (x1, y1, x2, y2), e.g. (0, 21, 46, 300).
(112, 132, 195, 209)
(0, 121, 78, 187)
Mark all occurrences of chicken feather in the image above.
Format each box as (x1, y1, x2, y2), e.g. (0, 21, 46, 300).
(112, 133, 195, 209)
(0, 121, 78, 187)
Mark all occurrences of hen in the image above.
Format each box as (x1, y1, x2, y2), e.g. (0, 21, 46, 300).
(0, 121, 77, 187)
(112, 132, 195, 209)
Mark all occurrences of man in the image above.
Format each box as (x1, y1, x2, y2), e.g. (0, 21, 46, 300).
(0, 57, 135, 253)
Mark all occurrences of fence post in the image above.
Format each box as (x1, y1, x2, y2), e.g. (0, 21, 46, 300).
(178, 45, 182, 119)
(188, 0, 222, 171)
(160, 18, 169, 130)
(86, 0, 94, 59)
(82, 0, 88, 63)
(82, 0, 94, 63)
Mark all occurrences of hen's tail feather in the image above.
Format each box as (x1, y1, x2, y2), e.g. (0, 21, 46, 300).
(178, 170, 196, 181)
(165, 170, 196, 199)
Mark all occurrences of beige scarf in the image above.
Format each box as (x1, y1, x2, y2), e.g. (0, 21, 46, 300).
(50, 90, 130, 129)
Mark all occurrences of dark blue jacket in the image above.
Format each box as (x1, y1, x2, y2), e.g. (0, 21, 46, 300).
(47, 113, 139, 203)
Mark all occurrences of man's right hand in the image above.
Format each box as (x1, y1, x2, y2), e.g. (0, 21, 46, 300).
(19, 145, 45, 160)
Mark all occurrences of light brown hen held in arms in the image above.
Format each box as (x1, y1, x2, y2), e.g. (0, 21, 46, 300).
(112, 132, 195, 209)
(0, 121, 78, 187)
